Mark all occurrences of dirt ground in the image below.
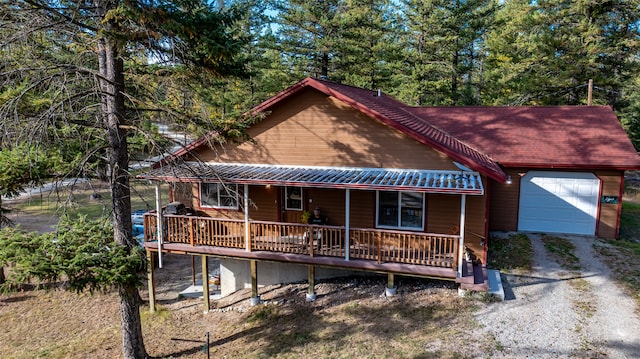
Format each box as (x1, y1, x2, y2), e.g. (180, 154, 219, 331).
(2, 190, 640, 358)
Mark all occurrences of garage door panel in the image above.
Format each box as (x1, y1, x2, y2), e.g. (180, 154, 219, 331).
(518, 172, 599, 235)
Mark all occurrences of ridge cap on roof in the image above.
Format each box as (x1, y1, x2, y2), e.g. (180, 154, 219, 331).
(395, 105, 502, 164)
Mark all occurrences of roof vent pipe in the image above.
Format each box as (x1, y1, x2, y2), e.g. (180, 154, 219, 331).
(377, 89, 381, 97)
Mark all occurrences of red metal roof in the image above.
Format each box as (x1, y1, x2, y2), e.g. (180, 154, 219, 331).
(153, 78, 640, 182)
(408, 106, 640, 170)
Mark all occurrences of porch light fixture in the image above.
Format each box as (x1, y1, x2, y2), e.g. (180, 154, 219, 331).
(506, 175, 512, 185)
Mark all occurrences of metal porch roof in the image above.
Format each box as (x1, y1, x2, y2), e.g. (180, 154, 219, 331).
(137, 162, 485, 195)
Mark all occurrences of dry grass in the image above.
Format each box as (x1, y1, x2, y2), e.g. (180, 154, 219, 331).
(540, 235, 581, 271)
(0, 271, 499, 359)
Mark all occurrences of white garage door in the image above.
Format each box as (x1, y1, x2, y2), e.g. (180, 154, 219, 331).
(518, 171, 600, 235)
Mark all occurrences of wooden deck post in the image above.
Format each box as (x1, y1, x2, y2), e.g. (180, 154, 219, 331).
(250, 260, 260, 306)
(146, 250, 156, 313)
(386, 272, 397, 296)
(306, 265, 316, 301)
(457, 194, 467, 278)
(201, 255, 210, 313)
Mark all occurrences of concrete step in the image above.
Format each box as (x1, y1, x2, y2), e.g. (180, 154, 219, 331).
(487, 269, 505, 301)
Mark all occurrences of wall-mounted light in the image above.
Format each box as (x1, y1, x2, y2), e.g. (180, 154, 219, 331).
(506, 175, 512, 185)
(265, 184, 271, 190)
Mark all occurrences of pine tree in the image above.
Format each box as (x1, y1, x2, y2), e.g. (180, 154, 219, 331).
(0, 1, 246, 358)
(397, 0, 498, 106)
(484, 0, 640, 107)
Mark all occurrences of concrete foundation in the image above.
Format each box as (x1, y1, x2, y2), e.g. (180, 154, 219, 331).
(219, 258, 362, 297)
(385, 286, 397, 296)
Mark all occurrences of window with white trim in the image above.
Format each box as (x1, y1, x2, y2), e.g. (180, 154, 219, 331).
(376, 191, 424, 230)
(285, 186, 303, 210)
(200, 183, 238, 209)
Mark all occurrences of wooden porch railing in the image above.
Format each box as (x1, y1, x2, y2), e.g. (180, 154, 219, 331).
(143, 213, 459, 269)
(349, 228, 458, 267)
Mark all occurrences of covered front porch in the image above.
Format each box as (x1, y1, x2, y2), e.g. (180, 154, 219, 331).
(143, 214, 463, 277)
(139, 162, 489, 309)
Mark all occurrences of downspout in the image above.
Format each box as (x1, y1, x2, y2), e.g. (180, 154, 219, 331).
(154, 182, 163, 268)
(457, 194, 467, 278)
(345, 188, 351, 261)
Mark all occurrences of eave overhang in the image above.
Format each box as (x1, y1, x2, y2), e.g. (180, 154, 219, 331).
(137, 162, 485, 195)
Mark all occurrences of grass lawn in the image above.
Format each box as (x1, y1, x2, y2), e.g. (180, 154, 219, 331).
(486, 233, 532, 273)
(594, 190, 640, 306)
(7, 180, 166, 221)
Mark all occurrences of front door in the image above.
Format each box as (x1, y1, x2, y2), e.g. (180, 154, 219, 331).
(282, 186, 304, 224)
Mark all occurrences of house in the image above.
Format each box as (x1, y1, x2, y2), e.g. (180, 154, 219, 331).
(138, 78, 640, 308)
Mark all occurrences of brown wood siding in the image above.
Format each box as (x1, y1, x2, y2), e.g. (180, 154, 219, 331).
(465, 195, 488, 262)
(198, 89, 457, 170)
(426, 195, 460, 235)
(596, 170, 624, 238)
(248, 185, 279, 222)
(488, 169, 522, 231)
(350, 190, 375, 228)
(427, 194, 487, 263)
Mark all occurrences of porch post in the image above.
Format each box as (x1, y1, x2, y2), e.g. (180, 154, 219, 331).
(201, 255, 210, 313)
(146, 250, 156, 313)
(154, 182, 163, 268)
(458, 194, 467, 278)
(306, 265, 316, 302)
(345, 188, 351, 261)
(385, 272, 397, 296)
(250, 260, 260, 305)
(244, 184, 251, 252)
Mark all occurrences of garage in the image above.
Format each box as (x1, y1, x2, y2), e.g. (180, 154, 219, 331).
(518, 171, 600, 235)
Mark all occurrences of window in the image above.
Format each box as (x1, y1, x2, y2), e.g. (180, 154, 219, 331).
(200, 183, 238, 209)
(285, 186, 303, 210)
(376, 191, 424, 230)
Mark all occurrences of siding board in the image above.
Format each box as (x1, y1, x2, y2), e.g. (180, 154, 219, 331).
(198, 89, 457, 170)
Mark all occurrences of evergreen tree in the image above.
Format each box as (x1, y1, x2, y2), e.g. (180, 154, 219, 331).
(0, 1, 246, 358)
(335, 0, 401, 90)
(397, 0, 498, 106)
(274, 0, 345, 80)
(484, 0, 640, 107)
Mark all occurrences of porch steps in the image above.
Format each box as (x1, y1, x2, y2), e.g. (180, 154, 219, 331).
(457, 261, 489, 291)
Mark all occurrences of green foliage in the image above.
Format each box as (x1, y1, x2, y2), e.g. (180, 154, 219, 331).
(397, 0, 498, 106)
(484, 0, 640, 107)
(0, 144, 59, 198)
(541, 235, 581, 271)
(0, 216, 146, 293)
(619, 201, 640, 240)
(487, 233, 533, 272)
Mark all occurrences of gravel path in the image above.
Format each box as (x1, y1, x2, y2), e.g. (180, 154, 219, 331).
(475, 233, 640, 358)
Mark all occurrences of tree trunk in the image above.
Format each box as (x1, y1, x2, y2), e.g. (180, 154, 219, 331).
(98, 32, 147, 359)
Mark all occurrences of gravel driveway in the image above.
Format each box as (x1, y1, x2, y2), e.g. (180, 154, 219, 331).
(475, 233, 640, 358)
